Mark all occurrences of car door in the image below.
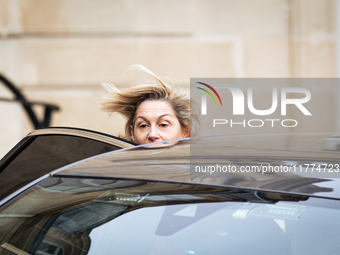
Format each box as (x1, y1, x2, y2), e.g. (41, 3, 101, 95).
(0, 127, 135, 205)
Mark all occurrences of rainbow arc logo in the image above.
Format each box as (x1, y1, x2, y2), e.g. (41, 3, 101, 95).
(196, 82, 223, 106)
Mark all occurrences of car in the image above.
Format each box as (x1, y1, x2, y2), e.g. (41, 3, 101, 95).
(0, 128, 340, 255)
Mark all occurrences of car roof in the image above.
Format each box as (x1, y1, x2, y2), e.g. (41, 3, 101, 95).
(54, 132, 340, 200)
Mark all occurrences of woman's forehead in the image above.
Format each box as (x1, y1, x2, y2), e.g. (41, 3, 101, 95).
(135, 100, 176, 119)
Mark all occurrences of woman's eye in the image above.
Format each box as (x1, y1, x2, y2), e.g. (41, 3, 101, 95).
(139, 124, 148, 129)
(159, 123, 169, 128)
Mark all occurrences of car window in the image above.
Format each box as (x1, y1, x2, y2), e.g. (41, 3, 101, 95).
(1, 177, 340, 255)
(0, 134, 123, 202)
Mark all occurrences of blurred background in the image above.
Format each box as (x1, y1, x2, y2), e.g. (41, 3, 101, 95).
(0, 0, 338, 157)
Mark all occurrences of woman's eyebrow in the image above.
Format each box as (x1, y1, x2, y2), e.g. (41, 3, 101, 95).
(135, 114, 172, 123)
(134, 116, 149, 123)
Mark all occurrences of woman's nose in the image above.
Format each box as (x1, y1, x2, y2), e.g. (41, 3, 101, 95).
(148, 126, 160, 142)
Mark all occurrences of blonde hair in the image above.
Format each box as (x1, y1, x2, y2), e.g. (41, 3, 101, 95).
(101, 65, 200, 141)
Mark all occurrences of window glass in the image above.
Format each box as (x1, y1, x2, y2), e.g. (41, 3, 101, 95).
(0, 177, 340, 255)
(0, 135, 121, 201)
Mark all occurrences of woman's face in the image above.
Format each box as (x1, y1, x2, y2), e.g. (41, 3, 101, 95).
(131, 100, 188, 146)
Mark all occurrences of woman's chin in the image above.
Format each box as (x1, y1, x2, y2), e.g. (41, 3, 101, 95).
(142, 140, 179, 148)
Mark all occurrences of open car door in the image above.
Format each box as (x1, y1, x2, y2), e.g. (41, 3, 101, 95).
(0, 127, 135, 205)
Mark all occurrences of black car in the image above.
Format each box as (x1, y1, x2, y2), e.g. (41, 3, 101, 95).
(0, 128, 340, 255)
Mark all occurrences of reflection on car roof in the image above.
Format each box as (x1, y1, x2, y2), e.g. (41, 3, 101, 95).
(54, 133, 340, 200)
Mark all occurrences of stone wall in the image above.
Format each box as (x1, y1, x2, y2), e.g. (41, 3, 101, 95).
(0, 0, 337, 157)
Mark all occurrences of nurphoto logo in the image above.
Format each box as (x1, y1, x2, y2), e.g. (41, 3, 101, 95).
(196, 82, 222, 115)
(194, 80, 312, 129)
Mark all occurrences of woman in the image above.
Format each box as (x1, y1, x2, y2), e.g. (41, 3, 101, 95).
(101, 65, 199, 145)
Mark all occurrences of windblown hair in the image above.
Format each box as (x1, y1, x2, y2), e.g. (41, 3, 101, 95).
(101, 65, 200, 141)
